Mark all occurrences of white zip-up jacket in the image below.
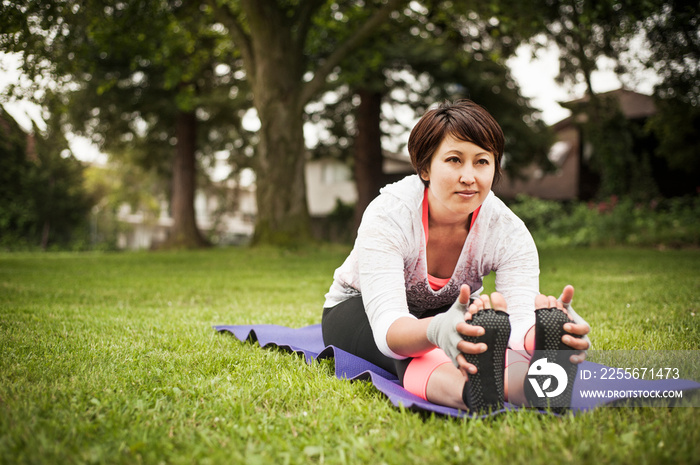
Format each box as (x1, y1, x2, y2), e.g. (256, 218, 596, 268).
(324, 174, 540, 359)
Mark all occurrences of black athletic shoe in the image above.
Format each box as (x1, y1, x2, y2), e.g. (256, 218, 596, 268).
(461, 309, 511, 413)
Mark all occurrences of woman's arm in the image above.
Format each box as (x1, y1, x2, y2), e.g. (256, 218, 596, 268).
(385, 317, 434, 357)
(387, 284, 489, 377)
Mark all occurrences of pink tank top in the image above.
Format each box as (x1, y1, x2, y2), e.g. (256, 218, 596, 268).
(422, 188, 480, 291)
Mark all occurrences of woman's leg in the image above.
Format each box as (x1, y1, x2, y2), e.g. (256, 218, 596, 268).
(322, 297, 401, 376)
(408, 349, 530, 409)
(402, 348, 465, 409)
(423, 292, 511, 410)
(323, 295, 514, 411)
(504, 349, 530, 405)
(425, 362, 470, 409)
(505, 291, 590, 407)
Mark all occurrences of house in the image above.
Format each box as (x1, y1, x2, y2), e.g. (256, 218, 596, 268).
(116, 176, 257, 249)
(195, 178, 257, 246)
(305, 151, 414, 216)
(115, 201, 172, 250)
(493, 88, 658, 201)
(305, 152, 414, 242)
(116, 151, 412, 249)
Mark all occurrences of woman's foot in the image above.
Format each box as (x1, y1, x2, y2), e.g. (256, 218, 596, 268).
(458, 293, 510, 412)
(524, 294, 582, 411)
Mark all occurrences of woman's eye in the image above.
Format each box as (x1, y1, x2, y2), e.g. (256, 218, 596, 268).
(447, 157, 461, 164)
(476, 158, 490, 165)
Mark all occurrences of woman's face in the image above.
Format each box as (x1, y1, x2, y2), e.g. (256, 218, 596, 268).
(421, 135, 495, 224)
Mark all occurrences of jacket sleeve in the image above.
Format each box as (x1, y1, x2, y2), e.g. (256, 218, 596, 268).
(492, 220, 540, 351)
(355, 200, 417, 359)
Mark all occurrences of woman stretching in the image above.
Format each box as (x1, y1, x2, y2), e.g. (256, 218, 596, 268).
(322, 100, 590, 411)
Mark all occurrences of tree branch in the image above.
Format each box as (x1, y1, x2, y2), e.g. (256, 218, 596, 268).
(298, 0, 407, 106)
(294, 0, 326, 48)
(205, 0, 255, 80)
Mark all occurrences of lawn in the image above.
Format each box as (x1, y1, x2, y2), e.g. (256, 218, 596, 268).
(0, 246, 698, 464)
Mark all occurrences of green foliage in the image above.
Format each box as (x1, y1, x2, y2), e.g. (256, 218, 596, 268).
(39, 0, 252, 175)
(0, 109, 93, 250)
(2, 0, 254, 248)
(534, 1, 699, 200)
(642, 0, 700, 108)
(580, 95, 658, 200)
(4, 0, 696, 247)
(643, 0, 700, 182)
(509, 194, 700, 248)
(535, 0, 652, 91)
(646, 97, 700, 191)
(0, 247, 699, 464)
(308, 0, 554, 178)
(0, 110, 35, 245)
(311, 198, 356, 244)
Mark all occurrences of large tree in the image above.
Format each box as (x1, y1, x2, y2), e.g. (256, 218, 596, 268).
(1, 0, 251, 248)
(308, 0, 553, 229)
(535, 0, 651, 97)
(207, 0, 406, 245)
(643, 0, 700, 196)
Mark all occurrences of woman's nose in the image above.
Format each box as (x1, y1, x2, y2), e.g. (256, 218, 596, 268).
(459, 166, 475, 184)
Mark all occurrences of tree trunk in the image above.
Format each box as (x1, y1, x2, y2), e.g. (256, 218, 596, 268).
(252, 93, 311, 246)
(41, 219, 50, 250)
(353, 89, 385, 232)
(166, 110, 208, 249)
(244, 2, 311, 246)
(213, 0, 405, 245)
(41, 176, 54, 250)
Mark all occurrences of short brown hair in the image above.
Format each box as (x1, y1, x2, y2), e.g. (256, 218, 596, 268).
(408, 100, 504, 186)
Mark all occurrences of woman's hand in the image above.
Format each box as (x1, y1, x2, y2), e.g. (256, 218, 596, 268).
(536, 285, 590, 364)
(426, 284, 486, 376)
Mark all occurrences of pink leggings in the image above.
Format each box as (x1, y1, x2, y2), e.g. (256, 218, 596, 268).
(403, 348, 531, 401)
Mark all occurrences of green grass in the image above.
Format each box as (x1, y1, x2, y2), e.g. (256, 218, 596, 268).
(1, 246, 699, 464)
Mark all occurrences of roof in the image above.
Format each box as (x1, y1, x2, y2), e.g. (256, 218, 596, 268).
(558, 88, 657, 121)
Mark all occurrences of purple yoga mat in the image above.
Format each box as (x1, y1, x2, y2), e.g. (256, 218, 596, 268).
(214, 323, 700, 418)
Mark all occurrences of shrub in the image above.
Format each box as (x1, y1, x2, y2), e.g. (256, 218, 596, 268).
(508, 195, 700, 248)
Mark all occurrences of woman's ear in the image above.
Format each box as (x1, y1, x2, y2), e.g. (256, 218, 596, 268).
(420, 168, 430, 183)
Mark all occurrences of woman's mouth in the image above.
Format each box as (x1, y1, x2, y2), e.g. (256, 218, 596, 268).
(457, 190, 477, 198)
